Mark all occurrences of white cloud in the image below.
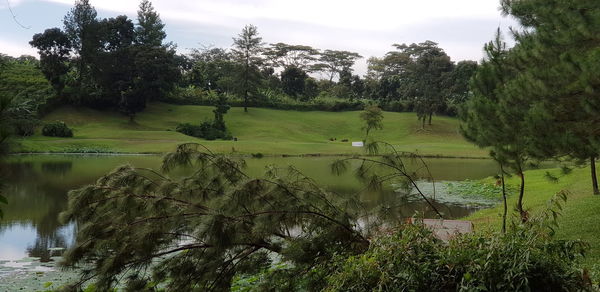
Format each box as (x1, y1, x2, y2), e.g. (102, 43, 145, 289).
(38, 0, 505, 31)
(0, 38, 37, 57)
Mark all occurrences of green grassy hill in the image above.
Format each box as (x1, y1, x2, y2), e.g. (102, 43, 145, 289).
(14, 102, 485, 156)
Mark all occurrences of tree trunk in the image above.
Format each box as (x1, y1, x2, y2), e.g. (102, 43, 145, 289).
(244, 64, 248, 112)
(591, 156, 599, 195)
(517, 168, 526, 222)
(428, 112, 432, 125)
(500, 164, 507, 234)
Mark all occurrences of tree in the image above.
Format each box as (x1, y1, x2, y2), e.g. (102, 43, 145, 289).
(187, 46, 239, 92)
(360, 105, 384, 140)
(117, 0, 179, 118)
(131, 45, 180, 106)
(500, 0, 600, 195)
(59, 143, 369, 291)
(445, 60, 478, 104)
(317, 50, 362, 82)
(62, 0, 98, 86)
(263, 43, 319, 71)
(212, 93, 230, 132)
(29, 28, 72, 95)
(94, 16, 137, 111)
(401, 41, 454, 127)
(281, 66, 308, 98)
(461, 30, 533, 222)
(232, 24, 263, 112)
(134, 0, 166, 47)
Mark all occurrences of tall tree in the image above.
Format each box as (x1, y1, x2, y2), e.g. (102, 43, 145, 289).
(30, 28, 72, 95)
(263, 43, 319, 71)
(232, 24, 263, 112)
(461, 30, 533, 222)
(134, 0, 166, 47)
(62, 0, 98, 86)
(317, 50, 362, 82)
(500, 0, 600, 195)
(400, 41, 454, 127)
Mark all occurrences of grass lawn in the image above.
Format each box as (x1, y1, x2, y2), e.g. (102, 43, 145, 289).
(465, 164, 600, 277)
(13, 103, 486, 156)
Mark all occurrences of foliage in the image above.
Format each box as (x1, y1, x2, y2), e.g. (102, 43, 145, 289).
(164, 87, 366, 112)
(359, 105, 383, 140)
(325, 197, 591, 291)
(5, 98, 40, 137)
(232, 24, 264, 112)
(262, 43, 320, 72)
(317, 50, 363, 82)
(30, 0, 179, 118)
(280, 66, 308, 98)
(460, 30, 534, 221)
(135, 0, 166, 46)
(175, 121, 230, 140)
(59, 143, 369, 291)
(499, 0, 600, 195)
(42, 121, 74, 138)
(175, 93, 231, 140)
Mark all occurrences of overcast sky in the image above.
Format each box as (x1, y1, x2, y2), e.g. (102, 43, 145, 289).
(0, 0, 518, 76)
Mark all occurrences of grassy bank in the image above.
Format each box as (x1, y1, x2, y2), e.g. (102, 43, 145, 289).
(465, 165, 600, 276)
(13, 103, 485, 156)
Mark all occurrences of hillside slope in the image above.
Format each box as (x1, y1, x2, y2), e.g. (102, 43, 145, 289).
(14, 103, 485, 156)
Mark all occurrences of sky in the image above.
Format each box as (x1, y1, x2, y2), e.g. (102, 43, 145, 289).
(0, 0, 519, 76)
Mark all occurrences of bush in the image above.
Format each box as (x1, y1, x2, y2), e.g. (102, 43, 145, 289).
(324, 223, 590, 291)
(175, 121, 231, 141)
(42, 121, 73, 137)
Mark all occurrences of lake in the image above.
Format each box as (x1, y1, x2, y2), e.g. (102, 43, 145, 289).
(0, 154, 503, 265)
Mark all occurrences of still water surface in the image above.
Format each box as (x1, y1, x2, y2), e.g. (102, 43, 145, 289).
(0, 155, 503, 262)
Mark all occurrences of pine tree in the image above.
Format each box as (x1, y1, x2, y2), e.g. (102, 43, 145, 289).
(59, 142, 442, 290)
(501, 0, 600, 195)
(461, 30, 534, 222)
(134, 0, 166, 47)
(62, 0, 98, 86)
(232, 24, 263, 112)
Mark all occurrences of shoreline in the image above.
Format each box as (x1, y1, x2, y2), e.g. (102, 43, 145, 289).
(8, 151, 491, 160)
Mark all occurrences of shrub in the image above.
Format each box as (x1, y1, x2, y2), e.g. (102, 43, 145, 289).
(324, 221, 590, 291)
(175, 121, 231, 141)
(42, 121, 73, 137)
(324, 223, 589, 291)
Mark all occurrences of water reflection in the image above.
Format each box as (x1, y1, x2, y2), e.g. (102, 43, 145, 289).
(41, 161, 73, 176)
(0, 155, 504, 261)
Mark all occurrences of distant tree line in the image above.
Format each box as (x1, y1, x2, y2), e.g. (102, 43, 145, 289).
(21, 0, 478, 127)
(176, 31, 477, 126)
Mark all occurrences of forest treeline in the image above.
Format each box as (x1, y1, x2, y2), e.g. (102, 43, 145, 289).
(1, 0, 477, 128)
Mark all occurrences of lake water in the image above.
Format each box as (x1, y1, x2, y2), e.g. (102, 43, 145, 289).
(0, 155, 503, 265)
